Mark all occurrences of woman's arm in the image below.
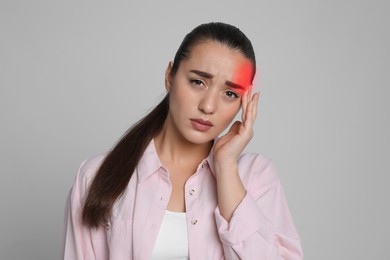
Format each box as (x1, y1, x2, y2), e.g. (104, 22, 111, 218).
(213, 91, 303, 259)
(214, 157, 303, 260)
(213, 90, 258, 221)
(62, 160, 108, 260)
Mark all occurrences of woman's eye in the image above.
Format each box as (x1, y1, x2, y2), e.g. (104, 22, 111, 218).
(190, 79, 204, 86)
(225, 91, 239, 99)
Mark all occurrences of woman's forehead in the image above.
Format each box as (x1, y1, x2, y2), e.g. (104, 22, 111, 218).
(181, 41, 253, 87)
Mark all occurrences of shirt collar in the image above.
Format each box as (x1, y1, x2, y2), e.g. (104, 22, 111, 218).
(204, 138, 217, 177)
(136, 139, 164, 183)
(137, 138, 219, 183)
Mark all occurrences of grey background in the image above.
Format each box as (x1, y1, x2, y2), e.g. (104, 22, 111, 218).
(1, 0, 389, 259)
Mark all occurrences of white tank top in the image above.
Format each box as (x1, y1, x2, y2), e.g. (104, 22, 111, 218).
(150, 210, 189, 260)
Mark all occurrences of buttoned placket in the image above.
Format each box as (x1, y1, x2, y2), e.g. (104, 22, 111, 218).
(184, 160, 210, 259)
(186, 184, 199, 227)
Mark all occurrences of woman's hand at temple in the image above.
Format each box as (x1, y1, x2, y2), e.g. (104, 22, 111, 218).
(214, 89, 260, 165)
(213, 89, 260, 222)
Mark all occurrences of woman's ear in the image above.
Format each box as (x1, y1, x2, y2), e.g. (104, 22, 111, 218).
(165, 61, 174, 92)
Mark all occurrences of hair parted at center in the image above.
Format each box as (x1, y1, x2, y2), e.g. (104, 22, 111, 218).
(82, 22, 257, 229)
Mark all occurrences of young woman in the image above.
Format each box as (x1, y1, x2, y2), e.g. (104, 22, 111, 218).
(63, 22, 303, 259)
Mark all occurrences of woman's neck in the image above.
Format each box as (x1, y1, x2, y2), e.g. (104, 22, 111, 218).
(154, 119, 213, 168)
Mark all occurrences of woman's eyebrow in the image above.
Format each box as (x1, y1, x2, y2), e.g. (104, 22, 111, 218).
(226, 81, 246, 91)
(190, 69, 246, 91)
(190, 70, 213, 79)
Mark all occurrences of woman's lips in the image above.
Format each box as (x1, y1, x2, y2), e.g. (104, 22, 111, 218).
(190, 119, 213, 131)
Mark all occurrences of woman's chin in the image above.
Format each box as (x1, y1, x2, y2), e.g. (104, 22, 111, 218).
(181, 131, 217, 145)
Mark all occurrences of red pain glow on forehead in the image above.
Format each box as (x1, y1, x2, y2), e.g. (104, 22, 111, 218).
(231, 63, 253, 92)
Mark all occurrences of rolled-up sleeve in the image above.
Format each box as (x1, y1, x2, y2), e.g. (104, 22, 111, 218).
(214, 157, 303, 260)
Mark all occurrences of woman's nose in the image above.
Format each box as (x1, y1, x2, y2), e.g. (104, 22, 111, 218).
(198, 92, 217, 114)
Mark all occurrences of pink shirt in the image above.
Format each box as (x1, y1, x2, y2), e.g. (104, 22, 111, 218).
(63, 140, 303, 259)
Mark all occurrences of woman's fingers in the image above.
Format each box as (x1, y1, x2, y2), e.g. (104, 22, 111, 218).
(242, 86, 253, 121)
(252, 92, 260, 121)
(243, 91, 259, 127)
(241, 89, 248, 122)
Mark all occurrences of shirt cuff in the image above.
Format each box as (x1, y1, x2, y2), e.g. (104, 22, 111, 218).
(214, 192, 266, 247)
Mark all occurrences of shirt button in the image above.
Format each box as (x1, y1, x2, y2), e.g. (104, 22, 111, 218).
(191, 219, 198, 225)
(189, 189, 196, 196)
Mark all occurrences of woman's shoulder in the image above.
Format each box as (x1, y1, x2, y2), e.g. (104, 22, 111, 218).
(67, 153, 108, 204)
(72, 153, 108, 190)
(80, 153, 107, 173)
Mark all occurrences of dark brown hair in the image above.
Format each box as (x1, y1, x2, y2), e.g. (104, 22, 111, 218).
(82, 22, 256, 228)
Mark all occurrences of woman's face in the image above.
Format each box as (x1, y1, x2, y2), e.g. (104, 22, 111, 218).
(165, 40, 254, 145)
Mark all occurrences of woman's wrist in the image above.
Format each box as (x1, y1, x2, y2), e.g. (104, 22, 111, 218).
(214, 162, 246, 222)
